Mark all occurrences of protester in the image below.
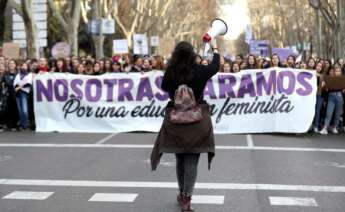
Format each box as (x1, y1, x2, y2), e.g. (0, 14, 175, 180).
(13, 62, 32, 130)
(38, 57, 49, 73)
(111, 61, 122, 73)
(312, 61, 326, 133)
(151, 41, 219, 211)
(99, 59, 105, 72)
(320, 64, 344, 134)
(195, 55, 202, 65)
(142, 58, 152, 72)
(245, 54, 258, 69)
(66, 57, 74, 72)
(103, 59, 113, 73)
(76, 63, 85, 75)
(219, 55, 225, 71)
(324, 59, 332, 74)
(201, 59, 209, 66)
(231, 62, 241, 73)
(300, 61, 307, 69)
(306, 57, 316, 70)
(286, 55, 296, 68)
(270, 53, 284, 68)
(337, 58, 344, 71)
(0, 63, 7, 131)
(222, 61, 231, 73)
(71, 57, 79, 73)
(93, 62, 102, 75)
(235, 54, 244, 64)
(85, 60, 94, 75)
(151, 55, 165, 70)
(4, 60, 19, 130)
(55, 58, 68, 73)
(122, 54, 132, 73)
(131, 55, 143, 72)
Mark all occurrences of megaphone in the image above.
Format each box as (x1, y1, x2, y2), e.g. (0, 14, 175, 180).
(202, 18, 228, 56)
(203, 18, 228, 43)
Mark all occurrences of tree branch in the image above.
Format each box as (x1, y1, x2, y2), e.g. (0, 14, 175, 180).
(47, 0, 68, 32)
(71, 0, 81, 25)
(113, 14, 128, 35)
(8, 0, 23, 16)
(80, 0, 88, 23)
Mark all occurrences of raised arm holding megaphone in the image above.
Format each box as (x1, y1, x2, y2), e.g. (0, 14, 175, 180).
(202, 18, 228, 55)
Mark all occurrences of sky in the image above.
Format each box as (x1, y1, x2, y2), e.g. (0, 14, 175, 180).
(221, 0, 251, 40)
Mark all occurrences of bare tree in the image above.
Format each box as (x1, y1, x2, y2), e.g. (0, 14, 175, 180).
(86, 0, 117, 58)
(309, 0, 344, 58)
(0, 0, 8, 45)
(8, 0, 39, 59)
(48, 0, 81, 56)
(112, 0, 216, 51)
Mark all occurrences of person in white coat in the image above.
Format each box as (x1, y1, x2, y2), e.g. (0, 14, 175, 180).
(13, 62, 32, 130)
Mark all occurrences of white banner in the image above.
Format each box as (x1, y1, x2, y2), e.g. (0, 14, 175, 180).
(151, 36, 159, 47)
(113, 39, 129, 54)
(34, 68, 317, 134)
(133, 34, 148, 55)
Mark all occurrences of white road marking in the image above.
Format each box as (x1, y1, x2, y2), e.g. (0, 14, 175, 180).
(1, 143, 345, 153)
(95, 133, 118, 144)
(246, 134, 254, 147)
(269, 196, 318, 207)
(314, 161, 345, 169)
(0, 155, 12, 162)
(1, 179, 345, 193)
(2, 191, 54, 200)
(192, 195, 224, 204)
(89, 193, 138, 202)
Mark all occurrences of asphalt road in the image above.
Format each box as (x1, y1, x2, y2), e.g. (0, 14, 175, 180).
(0, 132, 344, 212)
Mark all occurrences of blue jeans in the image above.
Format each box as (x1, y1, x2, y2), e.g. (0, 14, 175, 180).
(313, 95, 323, 129)
(16, 91, 29, 129)
(324, 92, 344, 128)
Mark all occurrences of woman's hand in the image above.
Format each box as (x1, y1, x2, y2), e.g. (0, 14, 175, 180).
(15, 86, 22, 92)
(321, 81, 326, 88)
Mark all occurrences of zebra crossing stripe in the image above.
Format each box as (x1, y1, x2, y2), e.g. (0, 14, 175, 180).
(88, 193, 138, 202)
(192, 195, 225, 204)
(2, 191, 54, 200)
(269, 196, 318, 207)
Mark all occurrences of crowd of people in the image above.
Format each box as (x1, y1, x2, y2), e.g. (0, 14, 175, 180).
(0, 52, 344, 134)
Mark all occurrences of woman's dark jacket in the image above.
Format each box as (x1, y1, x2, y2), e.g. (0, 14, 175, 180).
(0, 75, 9, 114)
(151, 53, 220, 171)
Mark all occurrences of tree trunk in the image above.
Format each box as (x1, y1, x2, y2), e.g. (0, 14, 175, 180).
(0, 0, 8, 45)
(91, 0, 104, 59)
(70, 1, 81, 56)
(316, 9, 323, 57)
(21, 0, 38, 59)
(93, 19, 104, 59)
(337, 0, 344, 58)
(67, 24, 79, 57)
(336, 0, 342, 59)
(47, 0, 80, 56)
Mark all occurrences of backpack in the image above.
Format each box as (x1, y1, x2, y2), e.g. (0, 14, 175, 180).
(169, 84, 203, 124)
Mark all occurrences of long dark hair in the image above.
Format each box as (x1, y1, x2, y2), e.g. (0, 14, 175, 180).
(55, 58, 67, 72)
(245, 54, 258, 69)
(165, 41, 196, 83)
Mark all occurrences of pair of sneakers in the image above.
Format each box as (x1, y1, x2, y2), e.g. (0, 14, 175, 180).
(319, 127, 338, 135)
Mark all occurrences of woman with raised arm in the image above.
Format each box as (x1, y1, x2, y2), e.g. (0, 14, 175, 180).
(151, 41, 220, 212)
